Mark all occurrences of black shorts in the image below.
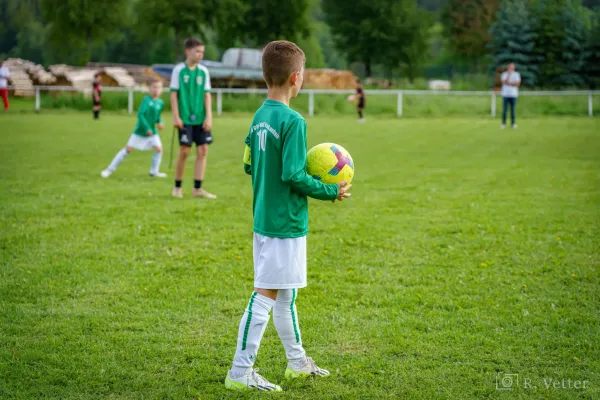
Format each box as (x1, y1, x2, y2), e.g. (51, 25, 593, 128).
(179, 125, 213, 146)
(93, 100, 101, 106)
(357, 99, 365, 110)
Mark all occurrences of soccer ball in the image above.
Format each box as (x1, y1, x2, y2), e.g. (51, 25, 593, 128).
(306, 143, 354, 184)
(347, 94, 356, 103)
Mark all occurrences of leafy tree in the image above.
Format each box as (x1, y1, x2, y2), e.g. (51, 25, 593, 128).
(134, 0, 221, 60)
(531, 0, 569, 87)
(379, 1, 433, 81)
(323, 0, 432, 78)
(489, 0, 539, 86)
(41, 0, 128, 65)
(215, 0, 312, 49)
(558, 2, 588, 87)
(442, 0, 500, 70)
(531, 0, 590, 88)
(583, 11, 600, 87)
(0, 0, 44, 59)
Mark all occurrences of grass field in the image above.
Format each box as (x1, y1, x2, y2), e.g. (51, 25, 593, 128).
(1, 111, 599, 399)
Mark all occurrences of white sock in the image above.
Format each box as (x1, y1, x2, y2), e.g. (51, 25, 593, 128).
(274, 289, 306, 366)
(150, 151, 162, 174)
(230, 292, 275, 378)
(107, 149, 128, 172)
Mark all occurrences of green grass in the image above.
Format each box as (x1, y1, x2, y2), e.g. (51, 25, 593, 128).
(7, 91, 600, 117)
(1, 111, 599, 399)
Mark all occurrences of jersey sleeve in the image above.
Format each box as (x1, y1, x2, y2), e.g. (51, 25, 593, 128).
(170, 64, 181, 91)
(243, 134, 252, 175)
(137, 97, 151, 133)
(204, 67, 212, 92)
(281, 118, 339, 201)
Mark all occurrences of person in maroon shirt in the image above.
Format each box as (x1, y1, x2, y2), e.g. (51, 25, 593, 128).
(356, 80, 366, 122)
(92, 72, 102, 120)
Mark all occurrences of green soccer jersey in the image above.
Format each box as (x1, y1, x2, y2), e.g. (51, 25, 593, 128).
(243, 100, 339, 238)
(169, 62, 211, 125)
(133, 95, 164, 136)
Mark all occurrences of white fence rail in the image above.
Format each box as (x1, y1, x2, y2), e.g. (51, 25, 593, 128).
(16, 86, 600, 117)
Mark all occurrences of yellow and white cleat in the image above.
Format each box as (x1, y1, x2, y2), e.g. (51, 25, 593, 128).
(225, 369, 282, 391)
(285, 357, 330, 379)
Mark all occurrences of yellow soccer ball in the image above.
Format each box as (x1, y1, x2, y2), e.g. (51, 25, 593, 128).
(306, 143, 354, 184)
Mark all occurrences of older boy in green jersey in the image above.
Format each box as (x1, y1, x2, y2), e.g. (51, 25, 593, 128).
(170, 38, 216, 199)
(225, 40, 351, 392)
(101, 80, 166, 178)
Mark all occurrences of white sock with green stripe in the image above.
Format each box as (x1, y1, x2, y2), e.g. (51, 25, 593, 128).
(274, 289, 306, 366)
(107, 148, 128, 172)
(230, 292, 275, 378)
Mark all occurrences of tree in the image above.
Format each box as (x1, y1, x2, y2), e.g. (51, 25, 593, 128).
(442, 0, 500, 71)
(558, 2, 588, 87)
(379, 2, 433, 81)
(532, 0, 570, 87)
(215, 0, 312, 49)
(531, 0, 590, 88)
(489, 0, 539, 86)
(583, 11, 600, 88)
(41, 0, 128, 65)
(135, 0, 222, 61)
(323, 0, 432, 78)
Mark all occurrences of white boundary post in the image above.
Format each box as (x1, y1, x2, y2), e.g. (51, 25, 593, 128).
(217, 90, 223, 116)
(308, 90, 315, 117)
(589, 93, 593, 117)
(491, 91, 496, 118)
(127, 88, 134, 115)
(397, 91, 403, 117)
(35, 88, 40, 112)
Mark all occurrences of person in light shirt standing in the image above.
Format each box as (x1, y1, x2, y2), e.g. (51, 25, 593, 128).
(500, 63, 521, 129)
(0, 60, 10, 110)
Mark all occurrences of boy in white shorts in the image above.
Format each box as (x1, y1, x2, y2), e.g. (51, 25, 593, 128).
(224, 40, 352, 392)
(101, 80, 167, 178)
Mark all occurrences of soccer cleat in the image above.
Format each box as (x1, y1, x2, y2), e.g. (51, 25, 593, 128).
(171, 188, 183, 198)
(285, 357, 330, 379)
(192, 188, 217, 199)
(225, 369, 282, 392)
(150, 172, 167, 178)
(512, 124, 518, 129)
(358, 118, 366, 123)
(101, 170, 111, 178)
(500, 124, 506, 129)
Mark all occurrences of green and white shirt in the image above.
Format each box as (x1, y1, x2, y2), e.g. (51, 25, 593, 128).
(243, 100, 339, 239)
(133, 95, 164, 136)
(169, 63, 211, 125)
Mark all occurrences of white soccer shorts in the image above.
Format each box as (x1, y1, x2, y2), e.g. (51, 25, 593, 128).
(126, 134, 162, 151)
(253, 233, 307, 289)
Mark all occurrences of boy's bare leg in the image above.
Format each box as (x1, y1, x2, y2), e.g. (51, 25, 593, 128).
(172, 145, 190, 197)
(192, 144, 216, 198)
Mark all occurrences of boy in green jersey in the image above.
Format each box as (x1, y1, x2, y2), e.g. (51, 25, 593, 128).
(170, 38, 216, 199)
(225, 41, 351, 392)
(101, 80, 166, 178)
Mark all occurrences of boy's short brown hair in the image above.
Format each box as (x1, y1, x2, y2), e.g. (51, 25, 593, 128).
(149, 78, 163, 86)
(262, 40, 306, 87)
(184, 38, 204, 49)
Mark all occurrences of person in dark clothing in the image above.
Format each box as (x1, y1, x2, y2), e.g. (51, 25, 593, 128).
(356, 80, 366, 122)
(92, 72, 102, 120)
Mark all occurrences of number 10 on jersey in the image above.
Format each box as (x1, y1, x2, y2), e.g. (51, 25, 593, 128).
(257, 129, 267, 151)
